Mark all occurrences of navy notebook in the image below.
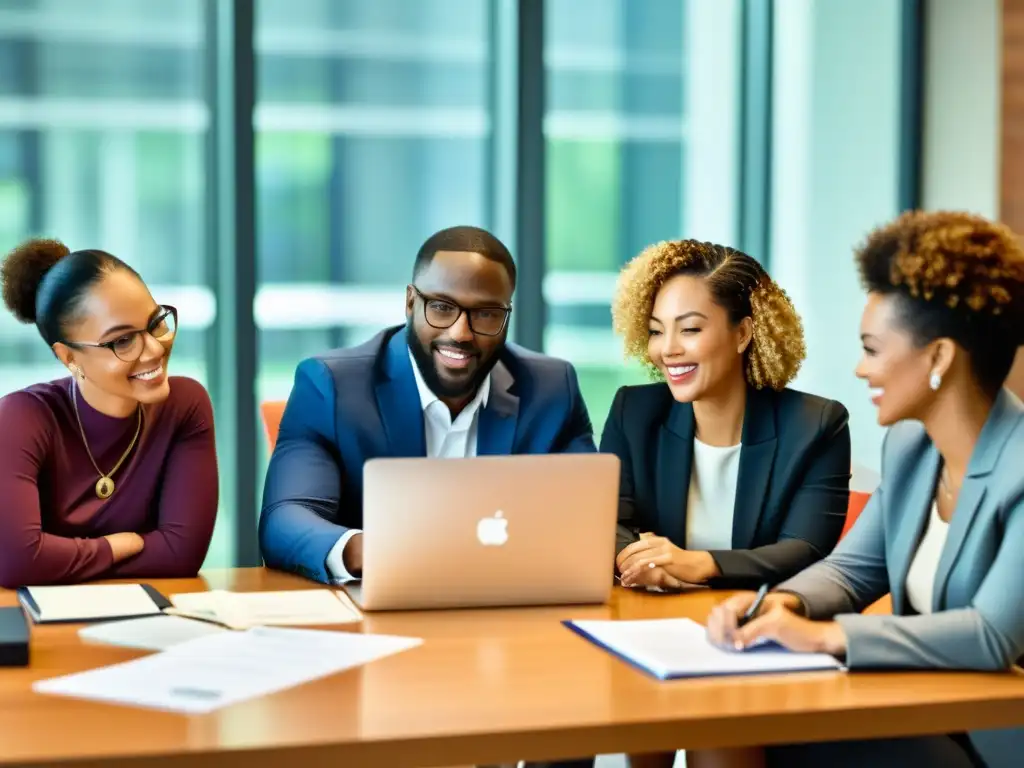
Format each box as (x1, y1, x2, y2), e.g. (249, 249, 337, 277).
(564, 617, 844, 680)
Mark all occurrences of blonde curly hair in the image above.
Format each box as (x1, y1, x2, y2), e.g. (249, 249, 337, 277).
(855, 210, 1024, 393)
(611, 240, 806, 390)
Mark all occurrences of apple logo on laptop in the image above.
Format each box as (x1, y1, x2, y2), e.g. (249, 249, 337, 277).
(477, 510, 509, 546)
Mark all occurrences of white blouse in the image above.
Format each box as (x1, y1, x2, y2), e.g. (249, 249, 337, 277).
(685, 438, 742, 551)
(905, 501, 951, 615)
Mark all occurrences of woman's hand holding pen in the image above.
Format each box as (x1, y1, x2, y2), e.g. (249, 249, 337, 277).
(706, 590, 848, 657)
(616, 533, 720, 587)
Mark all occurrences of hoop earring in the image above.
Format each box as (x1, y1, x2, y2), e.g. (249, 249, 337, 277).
(929, 371, 942, 391)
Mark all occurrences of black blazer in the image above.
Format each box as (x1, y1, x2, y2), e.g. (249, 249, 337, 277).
(601, 384, 851, 588)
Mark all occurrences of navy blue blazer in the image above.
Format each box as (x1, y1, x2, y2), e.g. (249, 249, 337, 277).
(259, 326, 597, 582)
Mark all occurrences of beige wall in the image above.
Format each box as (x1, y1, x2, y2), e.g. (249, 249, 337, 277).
(922, 0, 1000, 216)
(923, 0, 1024, 398)
(1001, 0, 1024, 398)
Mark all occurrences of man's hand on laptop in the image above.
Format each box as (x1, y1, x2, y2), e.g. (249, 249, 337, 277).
(343, 533, 364, 577)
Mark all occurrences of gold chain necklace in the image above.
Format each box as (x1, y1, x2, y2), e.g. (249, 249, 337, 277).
(71, 382, 142, 499)
(939, 465, 959, 499)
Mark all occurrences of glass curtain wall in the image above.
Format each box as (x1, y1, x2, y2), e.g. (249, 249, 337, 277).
(0, 0, 237, 565)
(255, 0, 499, 437)
(2, 0, 913, 564)
(543, 0, 742, 435)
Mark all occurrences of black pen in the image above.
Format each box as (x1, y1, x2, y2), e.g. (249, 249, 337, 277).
(738, 582, 769, 627)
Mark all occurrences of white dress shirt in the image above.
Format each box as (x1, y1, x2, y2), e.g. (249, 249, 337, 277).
(905, 501, 950, 615)
(324, 348, 492, 581)
(685, 438, 742, 551)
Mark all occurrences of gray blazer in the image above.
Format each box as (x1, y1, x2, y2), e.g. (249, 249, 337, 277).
(778, 387, 1024, 672)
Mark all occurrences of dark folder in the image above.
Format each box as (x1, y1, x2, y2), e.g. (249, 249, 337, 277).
(0, 607, 29, 667)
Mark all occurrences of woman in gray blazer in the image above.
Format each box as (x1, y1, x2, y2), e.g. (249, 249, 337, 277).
(704, 210, 1024, 768)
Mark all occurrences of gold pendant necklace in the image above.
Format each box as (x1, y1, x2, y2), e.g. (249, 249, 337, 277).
(71, 382, 142, 499)
(939, 465, 962, 504)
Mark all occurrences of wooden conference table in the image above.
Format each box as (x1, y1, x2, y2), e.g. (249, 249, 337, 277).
(1, 568, 1024, 768)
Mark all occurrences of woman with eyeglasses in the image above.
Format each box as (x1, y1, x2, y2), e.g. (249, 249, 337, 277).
(0, 238, 218, 587)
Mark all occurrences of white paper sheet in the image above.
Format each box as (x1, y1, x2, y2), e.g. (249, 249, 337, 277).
(22, 584, 162, 622)
(78, 615, 229, 651)
(35, 626, 421, 714)
(167, 589, 362, 629)
(567, 617, 844, 679)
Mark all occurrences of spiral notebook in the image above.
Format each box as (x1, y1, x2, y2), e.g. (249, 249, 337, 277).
(564, 617, 844, 680)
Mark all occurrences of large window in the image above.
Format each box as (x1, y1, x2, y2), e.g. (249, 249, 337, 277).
(0, 0, 236, 566)
(544, 0, 741, 435)
(255, 0, 500, 418)
(253, 0, 743, 445)
(0, 0, 921, 567)
(768, 0, 905, 472)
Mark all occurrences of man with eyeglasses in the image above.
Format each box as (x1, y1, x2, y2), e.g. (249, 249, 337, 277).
(259, 225, 596, 584)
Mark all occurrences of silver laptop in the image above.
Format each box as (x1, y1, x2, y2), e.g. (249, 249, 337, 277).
(343, 453, 620, 611)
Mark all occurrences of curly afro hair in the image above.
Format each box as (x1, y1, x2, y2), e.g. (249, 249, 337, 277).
(855, 210, 1024, 394)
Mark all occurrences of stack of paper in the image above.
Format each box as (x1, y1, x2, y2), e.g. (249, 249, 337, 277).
(565, 617, 844, 679)
(79, 615, 229, 651)
(166, 589, 362, 629)
(36, 626, 421, 714)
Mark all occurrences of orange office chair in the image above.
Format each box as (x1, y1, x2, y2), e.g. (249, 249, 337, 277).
(260, 400, 287, 451)
(841, 490, 871, 540)
(840, 489, 893, 615)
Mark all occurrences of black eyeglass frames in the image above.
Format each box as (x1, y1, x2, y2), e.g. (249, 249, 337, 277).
(412, 287, 510, 336)
(63, 305, 179, 362)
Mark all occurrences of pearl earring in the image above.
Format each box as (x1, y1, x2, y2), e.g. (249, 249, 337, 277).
(929, 371, 942, 391)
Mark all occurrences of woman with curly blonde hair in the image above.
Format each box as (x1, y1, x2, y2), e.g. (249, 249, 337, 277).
(606, 240, 851, 600)
(707, 211, 1024, 768)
